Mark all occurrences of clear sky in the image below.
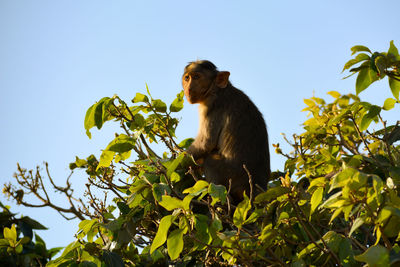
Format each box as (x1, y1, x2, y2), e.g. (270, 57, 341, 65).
(0, 0, 399, 250)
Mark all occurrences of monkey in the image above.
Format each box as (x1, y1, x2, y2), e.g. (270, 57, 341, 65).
(182, 60, 270, 202)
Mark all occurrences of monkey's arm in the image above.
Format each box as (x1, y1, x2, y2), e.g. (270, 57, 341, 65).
(187, 112, 222, 160)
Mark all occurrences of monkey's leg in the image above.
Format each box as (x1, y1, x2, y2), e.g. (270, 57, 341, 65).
(203, 154, 248, 201)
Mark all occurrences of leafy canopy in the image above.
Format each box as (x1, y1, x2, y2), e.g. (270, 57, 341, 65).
(3, 41, 400, 266)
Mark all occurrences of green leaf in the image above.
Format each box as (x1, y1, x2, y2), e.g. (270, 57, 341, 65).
(194, 214, 212, 248)
(15, 244, 23, 253)
(178, 138, 194, 149)
(182, 195, 194, 211)
(117, 201, 130, 215)
(183, 180, 209, 195)
(208, 183, 227, 205)
(84, 97, 112, 138)
(166, 153, 185, 177)
(351, 45, 371, 55)
(389, 77, 400, 100)
(170, 171, 181, 183)
(101, 251, 125, 267)
(167, 229, 184, 260)
(107, 134, 136, 153)
(349, 217, 364, 237)
(339, 238, 355, 266)
(96, 150, 115, 170)
(254, 186, 290, 203)
(94, 98, 109, 129)
(79, 219, 97, 235)
(132, 93, 149, 103)
(233, 193, 251, 228)
(84, 104, 95, 138)
(383, 98, 396, 110)
(17, 236, 30, 245)
(360, 105, 381, 131)
(159, 195, 184, 211)
(374, 56, 387, 78)
(152, 183, 171, 202)
(310, 187, 323, 215)
(303, 99, 315, 107)
(356, 68, 378, 95)
(21, 216, 47, 230)
(170, 91, 184, 112)
(342, 53, 370, 72)
(327, 91, 341, 99)
(387, 126, 400, 145)
(74, 156, 87, 168)
(59, 240, 81, 257)
(388, 40, 400, 60)
(3, 224, 17, 242)
(0, 239, 9, 248)
(152, 99, 167, 113)
(150, 215, 175, 253)
(354, 245, 389, 266)
(129, 114, 146, 130)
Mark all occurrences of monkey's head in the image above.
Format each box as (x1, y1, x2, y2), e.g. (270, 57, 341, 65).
(182, 60, 230, 104)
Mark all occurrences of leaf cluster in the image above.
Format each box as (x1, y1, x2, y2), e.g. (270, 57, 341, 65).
(3, 41, 400, 266)
(0, 202, 62, 266)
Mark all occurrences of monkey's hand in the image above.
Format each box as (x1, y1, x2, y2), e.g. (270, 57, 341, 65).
(195, 158, 204, 165)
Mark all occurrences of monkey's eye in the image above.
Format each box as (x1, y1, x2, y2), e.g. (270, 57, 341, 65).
(193, 74, 200, 79)
(184, 75, 190, 81)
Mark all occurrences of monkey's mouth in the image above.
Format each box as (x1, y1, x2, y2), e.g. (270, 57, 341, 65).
(185, 95, 195, 104)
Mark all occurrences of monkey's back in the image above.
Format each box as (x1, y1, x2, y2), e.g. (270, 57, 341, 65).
(210, 86, 270, 189)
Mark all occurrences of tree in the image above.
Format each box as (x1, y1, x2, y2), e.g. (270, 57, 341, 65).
(3, 41, 400, 266)
(0, 202, 62, 266)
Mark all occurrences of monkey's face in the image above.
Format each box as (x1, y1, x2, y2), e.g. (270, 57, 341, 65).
(182, 71, 213, 104)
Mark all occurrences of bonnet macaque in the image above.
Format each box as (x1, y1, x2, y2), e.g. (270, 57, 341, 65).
(182, 60, 270, 201)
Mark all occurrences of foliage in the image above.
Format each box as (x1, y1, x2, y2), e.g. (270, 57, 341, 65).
(3, 41, 400, 266)
(0, 202, 62, 266)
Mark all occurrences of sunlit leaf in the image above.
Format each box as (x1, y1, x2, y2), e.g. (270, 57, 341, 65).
(78, 219, 97, 235)
(3, 224, 17, 242)
(159, 195, 184, 211)
(342, 53, 370, 72)
(254, 186, 290, 203)
(349, 217, 364, 237)
(166, 153, 185, 178)
(178, 138, 194, 149)
(233, 193, 251, 227)
(351, 45, 371, 55)
(152, 99, 167, 113)
(150, 215, 175, 253)
(84, 104, 95, 138)
(96, 150, 115, 170)
(167, 229, 184, 260)
(183, 180, 209, 195)
(383, 98, 396, 110)
(356, 68, 378, 95)
(389, 77, 400, 100)
(132, 93, 149, 103)
(310, 187, 323, 215)
(170, 91, 184, 112)
(327, 91, 341, 99)
(180, 195, 193, 211)
(359, 105, 381, 131)
(388, 40, 400, 60)
(107, 134, 136, 153)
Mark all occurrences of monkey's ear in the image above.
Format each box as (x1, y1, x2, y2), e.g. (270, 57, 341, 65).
(216, 71, 230, 88)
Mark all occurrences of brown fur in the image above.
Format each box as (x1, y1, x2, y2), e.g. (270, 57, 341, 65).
(182, 60, 270, 201)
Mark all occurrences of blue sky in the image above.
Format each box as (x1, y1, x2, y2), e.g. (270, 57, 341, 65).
(1, 1, 399, 250)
